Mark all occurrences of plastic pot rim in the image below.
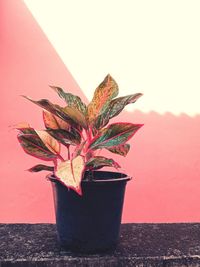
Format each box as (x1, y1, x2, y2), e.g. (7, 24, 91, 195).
(46, 170, 132, 184)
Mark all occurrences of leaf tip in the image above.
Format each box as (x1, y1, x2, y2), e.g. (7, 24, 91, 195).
(137, 93, 143, 98)
(20, 94, 26, 98)
(20, 95, 31, 101)
(76, 186, 83, 196)
(105, 73, 115, 82)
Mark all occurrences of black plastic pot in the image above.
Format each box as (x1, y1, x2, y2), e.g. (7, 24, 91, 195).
(48, 170, 131, 253)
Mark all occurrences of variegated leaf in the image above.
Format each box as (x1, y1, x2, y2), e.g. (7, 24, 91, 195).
(43, 110, 70, 130)
(55, 155, 85, 195)
(93, 109, 110, 131)
(17, 133, 57, 161)
(72, 140, 87, 158)
(109, 93, 143, 119)
(86, 74, 119, 123)
(62, 106, 88, 129)
(47, 129, 81, 146)
(16, 124, 60, 155)
(86, 156, 121, 170)
(16, 126, 35, 135)
(28, 164, 54, 172)
(50, 85, 87, 114)
(36, 130, 60, 155)
(106, 143, 130, 157)
(22, 96, 82, 130)
(93, 93, 143, 130)
(89, 123, 143, 150)
(16, 124, 61, 160)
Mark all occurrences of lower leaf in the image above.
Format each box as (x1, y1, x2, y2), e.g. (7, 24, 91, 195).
(28, 165, 54, 172)
(86, 156, 121, 170)
(55, 155, 85, 195)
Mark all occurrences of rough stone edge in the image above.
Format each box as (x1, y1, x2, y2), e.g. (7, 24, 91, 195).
(1, 255, 200, 264)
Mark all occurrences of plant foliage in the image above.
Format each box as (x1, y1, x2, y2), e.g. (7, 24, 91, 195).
(16, 74, 143, 195)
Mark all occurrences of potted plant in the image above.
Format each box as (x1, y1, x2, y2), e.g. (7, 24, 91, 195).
(16, 74, 143, 253)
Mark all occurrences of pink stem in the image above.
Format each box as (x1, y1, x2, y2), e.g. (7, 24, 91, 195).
(67, 146, 70, 160)
(53, 159, 57, 174)
(57, 154, 65, 162)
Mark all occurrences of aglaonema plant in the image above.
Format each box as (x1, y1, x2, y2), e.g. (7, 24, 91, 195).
(16, 74, 143, 195)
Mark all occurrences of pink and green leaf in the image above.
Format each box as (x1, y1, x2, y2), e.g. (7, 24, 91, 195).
(43, 110, 82, 146)
(86, 156, 121, 170)
(47, 129, 81, 146)
(36, 130, 60, 155)
(50, 85, 87, 114)
(28, 164, 54, 172)
(93, 93, 143, 130)
(17, 133, 58, 161)
(15, 123, 36, 135)
(43, 110, 70, 130)
(55, 155, 85, 195)
(72, 140, 87, 158)
(62, 106, 88, 129)
(108, 93, 143, 119)
(16, 124, 61, 160)
(22, 96, 84, 130)
(89, 123, 143, 150)
(106, 143, 130, 157)
(93, 111, 110, 132)
(86, 74, 119, 123)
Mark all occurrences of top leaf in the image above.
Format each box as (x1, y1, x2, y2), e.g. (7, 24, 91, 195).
(93, 93, 143, 130)
(108, 93, 143, 119)
(50, 85, 87, 114)
(86, 74, 119, 124)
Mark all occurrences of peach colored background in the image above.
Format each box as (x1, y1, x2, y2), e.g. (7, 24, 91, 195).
(1, 0, 200, 223)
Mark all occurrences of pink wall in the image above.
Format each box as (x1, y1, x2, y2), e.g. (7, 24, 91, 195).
(1, 0, 200, 223)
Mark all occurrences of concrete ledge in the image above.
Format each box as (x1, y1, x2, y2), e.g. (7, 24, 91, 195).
(0, 223, 200, 266)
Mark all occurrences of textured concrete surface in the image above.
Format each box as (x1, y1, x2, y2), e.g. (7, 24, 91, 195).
(0, 223, 200, 266)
